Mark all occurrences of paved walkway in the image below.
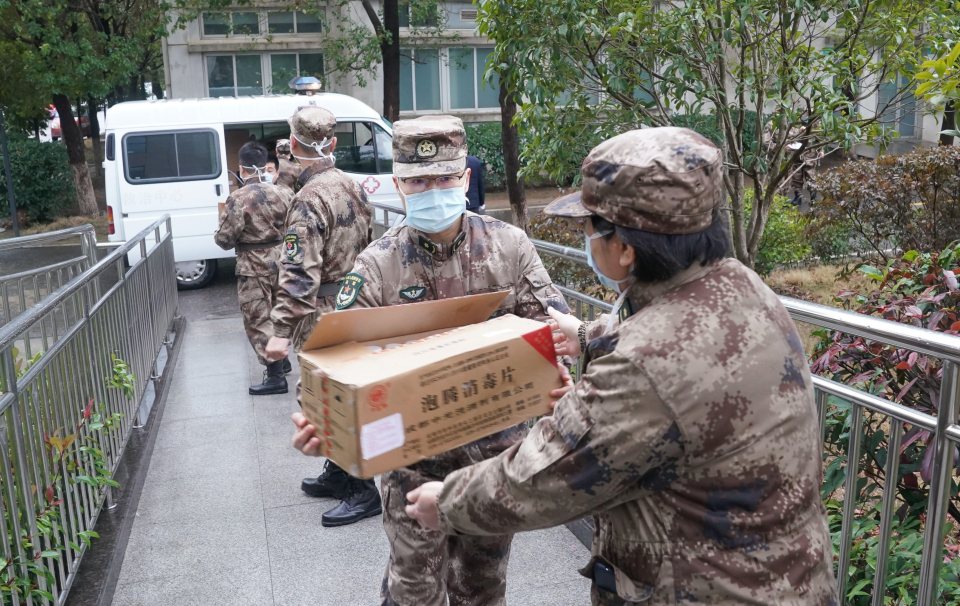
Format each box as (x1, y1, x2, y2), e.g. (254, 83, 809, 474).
(110, 271, 591, 605)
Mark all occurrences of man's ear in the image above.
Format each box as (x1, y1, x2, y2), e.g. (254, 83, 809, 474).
(328, 136, 337, 153)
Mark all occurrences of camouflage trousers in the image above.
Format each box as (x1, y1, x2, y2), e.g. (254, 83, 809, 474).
(380, 426, 526, 606)
(237, 274, 277, 366)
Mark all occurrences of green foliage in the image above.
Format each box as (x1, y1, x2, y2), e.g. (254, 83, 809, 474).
(743, 191, 811, 275)
(1, 355, 128, 602)
(464, 122, 506, 190)
(106, 352, 136, 398)
(810, 146, 960, 262)
(916, 41, 960, 136)
(0, 136, 75, 223)
(478, 0, 958, 267)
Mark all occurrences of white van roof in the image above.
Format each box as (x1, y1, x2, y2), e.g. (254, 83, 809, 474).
(104, 94, 384, 131)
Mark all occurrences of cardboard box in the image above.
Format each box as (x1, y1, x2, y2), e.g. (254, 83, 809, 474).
(298, 291, 562, 478)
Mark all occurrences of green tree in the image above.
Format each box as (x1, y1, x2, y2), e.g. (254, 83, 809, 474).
(0, 0, 167, 215)
(478, 1, 957, 267)
(916, 40, 960, 143)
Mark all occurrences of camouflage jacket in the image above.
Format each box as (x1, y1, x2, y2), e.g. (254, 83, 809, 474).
(270, 159, 372, 339)
(213, 182, 292, 277)
(338, 212, 568, 319)
(437, 258, 837, 605)
(276, 157, 302, 195)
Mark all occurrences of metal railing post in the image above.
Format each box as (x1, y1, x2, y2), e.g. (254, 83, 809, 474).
(917, 361, 960, 605)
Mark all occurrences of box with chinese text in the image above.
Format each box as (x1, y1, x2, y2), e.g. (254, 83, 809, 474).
(298, 291, 561, 478)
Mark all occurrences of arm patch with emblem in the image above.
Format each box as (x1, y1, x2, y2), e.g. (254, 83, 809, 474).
(283, 233, 302, 264)
(336, 272, 365, 310)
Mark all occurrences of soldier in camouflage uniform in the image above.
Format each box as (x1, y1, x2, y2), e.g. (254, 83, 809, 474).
(291, 115, 570, 603)
(274, 138, 301, 195)
(263, 106, 375, 524)
(214, 141, 293, 395)
(406, 127, 838, 606)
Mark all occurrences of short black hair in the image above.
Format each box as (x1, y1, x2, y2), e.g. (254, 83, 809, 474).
(267, 154, 280, 170)
(592, 212, 731, 283)
(239, 141, 268, 168)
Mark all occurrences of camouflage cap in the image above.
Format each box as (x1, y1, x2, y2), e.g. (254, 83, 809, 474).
(288, 106, 336, 146)
(275, 138, 291, 155)
(392, 115, 467, 178)
(545, 127, 723, 235)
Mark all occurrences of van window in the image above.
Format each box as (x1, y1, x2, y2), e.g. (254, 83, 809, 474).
(123, 130, 220, 183)
(334, 122, 393, 174)
(224, 122, 290, 163)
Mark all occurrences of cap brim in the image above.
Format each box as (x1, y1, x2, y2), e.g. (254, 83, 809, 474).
(543, 191, 591, 218)
(394, 157, 467, 178)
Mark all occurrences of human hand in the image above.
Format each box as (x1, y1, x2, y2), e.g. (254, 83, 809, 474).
(291, 412, 324, 456)
(405, 481, 444, 531)
(265, 336, 290, 362)
(547, 307, 583, 356)
(549, 365, 574, 412)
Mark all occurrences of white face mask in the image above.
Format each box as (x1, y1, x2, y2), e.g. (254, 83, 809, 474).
(240, 164, 272, 184)
(292, 134, 334, 162)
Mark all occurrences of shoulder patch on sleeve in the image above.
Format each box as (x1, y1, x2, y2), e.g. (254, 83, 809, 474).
(336, 272, 365, 310)
(283, 233, 301, 263)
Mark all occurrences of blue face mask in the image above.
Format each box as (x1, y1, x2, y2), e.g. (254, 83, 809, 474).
(403, 188, 466, 233)
(585, 233, 627, 293)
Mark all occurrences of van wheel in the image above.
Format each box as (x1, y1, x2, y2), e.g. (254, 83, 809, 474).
(176, 259, 218, 290)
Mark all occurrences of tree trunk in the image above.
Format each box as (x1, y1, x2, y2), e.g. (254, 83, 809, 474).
(88, 97, 103, 178)
(499, 81, 527, 233)
(381, 0, 400, 121)
(52, 94, 97, 216)
(940, 100, 956, 146)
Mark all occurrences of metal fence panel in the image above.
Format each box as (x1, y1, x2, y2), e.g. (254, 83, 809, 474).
(0, 216, 177, 605)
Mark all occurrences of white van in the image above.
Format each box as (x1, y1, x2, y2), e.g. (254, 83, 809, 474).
(103, 94, 402, 289)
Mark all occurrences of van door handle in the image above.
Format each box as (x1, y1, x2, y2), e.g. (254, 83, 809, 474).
(215, 184, 222, 196)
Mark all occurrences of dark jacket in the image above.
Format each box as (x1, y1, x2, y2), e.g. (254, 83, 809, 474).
(465, 155, 485, 212)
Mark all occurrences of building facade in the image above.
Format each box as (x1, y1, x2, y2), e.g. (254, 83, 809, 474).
(162, 1, 501, 123)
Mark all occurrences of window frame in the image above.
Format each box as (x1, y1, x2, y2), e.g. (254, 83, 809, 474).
(201, 11, 262, 37)
(401, 47, 500, 114)
(266, 10, 323, 35)
(121, 129, 222, 185)
(206, 54, 266, 97)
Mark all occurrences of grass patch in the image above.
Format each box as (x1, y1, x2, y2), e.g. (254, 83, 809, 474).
(0, 215, 109, 242)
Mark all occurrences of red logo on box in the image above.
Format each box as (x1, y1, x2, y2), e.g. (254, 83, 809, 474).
(369, 384, 389, 411)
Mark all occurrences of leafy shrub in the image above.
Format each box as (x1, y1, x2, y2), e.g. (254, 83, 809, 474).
(0, 136, 75, 224)
(810, 244, 960, 601)
(741, 190, 811, 275)
(809, 145, 960, 261)
(464, 122, 506, 190)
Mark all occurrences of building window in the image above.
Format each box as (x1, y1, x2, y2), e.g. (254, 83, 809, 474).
(207, 54, 324, 96)
(123, 130, 220, 183)
(877, 74, 917, 138)
(206, 55, 263, 97)
(202, 12, 260, 37)
(448, 48, 499, 110)
(268, 11, 323, 34)
(399, 2, 441, 28)
(400, 49, 441, 111)
(268, 53, 325, 93)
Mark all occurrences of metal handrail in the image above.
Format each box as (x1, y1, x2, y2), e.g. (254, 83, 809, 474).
(0, 218, 170, 348)
(0, 223, 96, 251)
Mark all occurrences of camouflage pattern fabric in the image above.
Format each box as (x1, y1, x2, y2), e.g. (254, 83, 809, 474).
(435, 258, 838, 605)
(214, 182, 292, 364)
(275, 157, 302, 195)
(545, 127, 723, 235)
(270, 157, 372, 341)
(340, 212, 570, 606)
(391, 115, 467, 178)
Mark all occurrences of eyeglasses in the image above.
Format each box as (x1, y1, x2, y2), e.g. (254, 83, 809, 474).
(398, 172, 466, 194)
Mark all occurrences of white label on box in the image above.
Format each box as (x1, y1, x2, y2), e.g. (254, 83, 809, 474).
(360, 413, 405, 460)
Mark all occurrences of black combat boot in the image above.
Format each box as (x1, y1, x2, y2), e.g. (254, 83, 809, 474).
(282, 357, 292, 374)
(301, 460, 351, 500)
(320, 479, 382, 527)
(249, 361, 288, 395)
